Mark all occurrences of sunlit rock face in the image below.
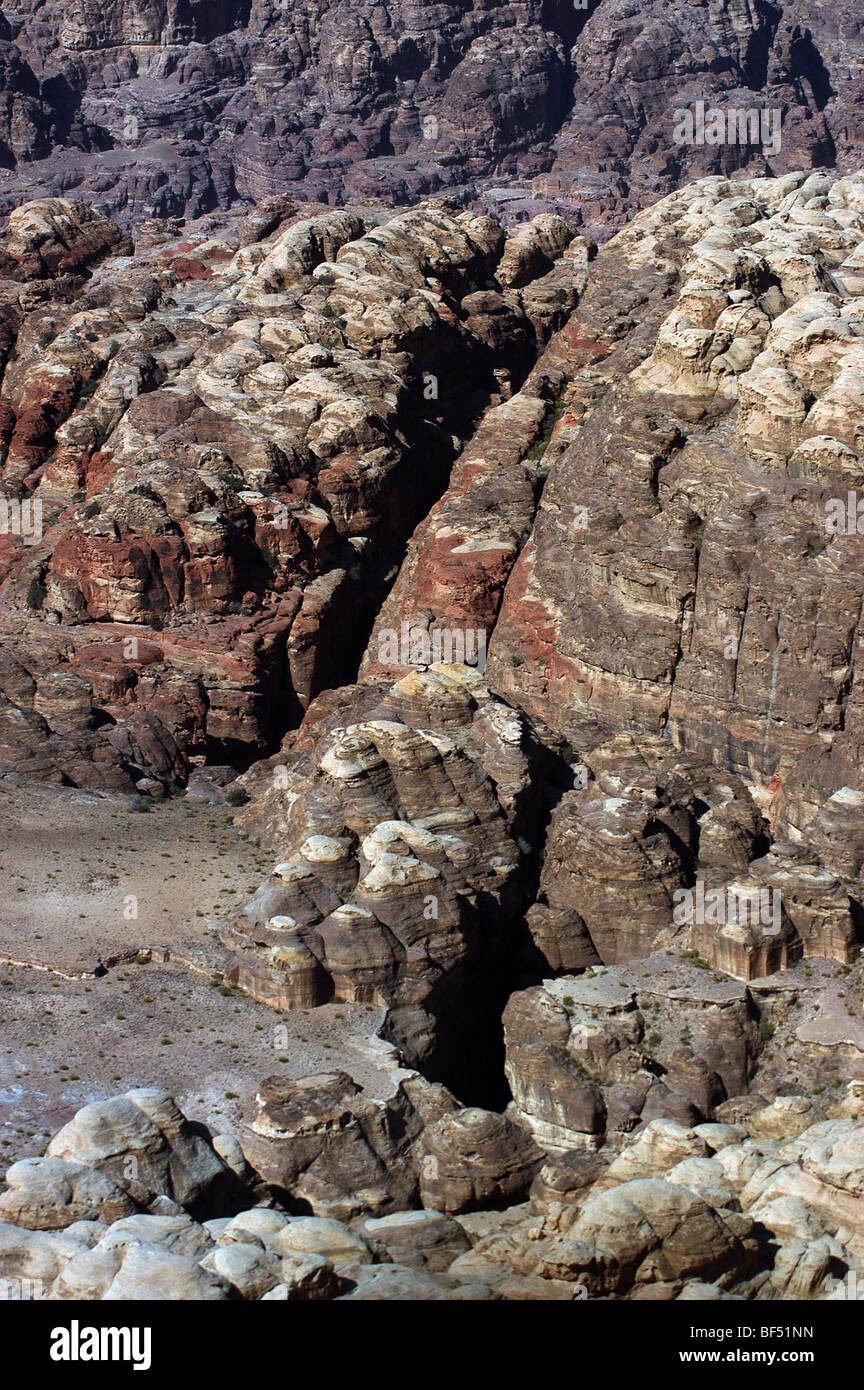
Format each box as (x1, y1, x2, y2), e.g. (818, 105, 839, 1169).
(225, 665, 543, 1099)
(0, 196, 572, 788)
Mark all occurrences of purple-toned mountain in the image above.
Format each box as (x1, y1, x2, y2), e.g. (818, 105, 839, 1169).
(0, 0, 858, 233)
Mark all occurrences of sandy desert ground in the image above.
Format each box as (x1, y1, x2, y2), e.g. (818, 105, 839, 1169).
(0, 778, 389, 1164)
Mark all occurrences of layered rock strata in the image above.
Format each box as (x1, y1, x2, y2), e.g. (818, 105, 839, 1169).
(0, 0, 860, 237)
(0, 196, 572, 788)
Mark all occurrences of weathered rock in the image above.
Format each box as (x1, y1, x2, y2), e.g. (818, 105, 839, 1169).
(229, 668, 540, 1093)
(0, 1156, 138, 1230)
(417, 1109, 543, 1215)
(0, 200, 131, 280)
(0, 1, 859, 243)
(357, 1210, 470, 1273)
(504, 957, 763, 1148)
(530, 735, 767, 966)
(3, 1082, 864, 1300)
(200, 1241, 283, 1299)
(95, 1212, 214, 1261)
(0, 196, 568, 786)
(740, 1118, 864, 1236)
(262, 1251, 345, 1300)
(336, 1263, 496, 1300)
(0, 1220, 88, 1296)
(553, 1178, 757, 1294)
(240, 1071, 427, 1219)
(271, 1217, 374, 1276)
(100, 1243, 235, 1301)
(45, 1088, 235, 1214)
(487, 174, 864, 859)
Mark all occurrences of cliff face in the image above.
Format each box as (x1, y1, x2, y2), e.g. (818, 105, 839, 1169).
(487, 172, 864, 796)
(0, 0, 859, 230)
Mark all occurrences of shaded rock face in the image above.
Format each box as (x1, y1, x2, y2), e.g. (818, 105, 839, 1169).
(0, 0, 861, 235)
(0, 195, 572, 788)
(226, 666, 544, 1099)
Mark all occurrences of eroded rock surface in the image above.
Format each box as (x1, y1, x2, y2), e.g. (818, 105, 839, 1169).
(4, 169, 864, 1302)
(226, 665, 543, 1095)
(0, 195, 568, 788)
(0, 0, 860, 238)
(3, 1079, 864, 1301)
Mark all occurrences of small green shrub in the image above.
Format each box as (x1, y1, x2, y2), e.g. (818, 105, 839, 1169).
(131, 482, 161, 502)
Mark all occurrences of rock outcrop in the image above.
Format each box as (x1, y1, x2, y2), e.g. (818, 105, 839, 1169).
(3, 1080, 864, 1301)
(0, 195, 570, 789)
(226, 666, 542, 1097)
(503, 957, 763, 1151)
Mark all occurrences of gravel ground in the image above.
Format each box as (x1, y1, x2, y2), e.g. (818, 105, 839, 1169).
(0, 777, 391, 1165)
(0, 777, 273, 974)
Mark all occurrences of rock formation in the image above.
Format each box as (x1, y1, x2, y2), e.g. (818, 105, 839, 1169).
(3, 1075, 864, 1300)
(3, 167, 864, 1303)
(0, 1, 859, 237)
(226, 665, 541, 1097)
(0, 196, 570, 789)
